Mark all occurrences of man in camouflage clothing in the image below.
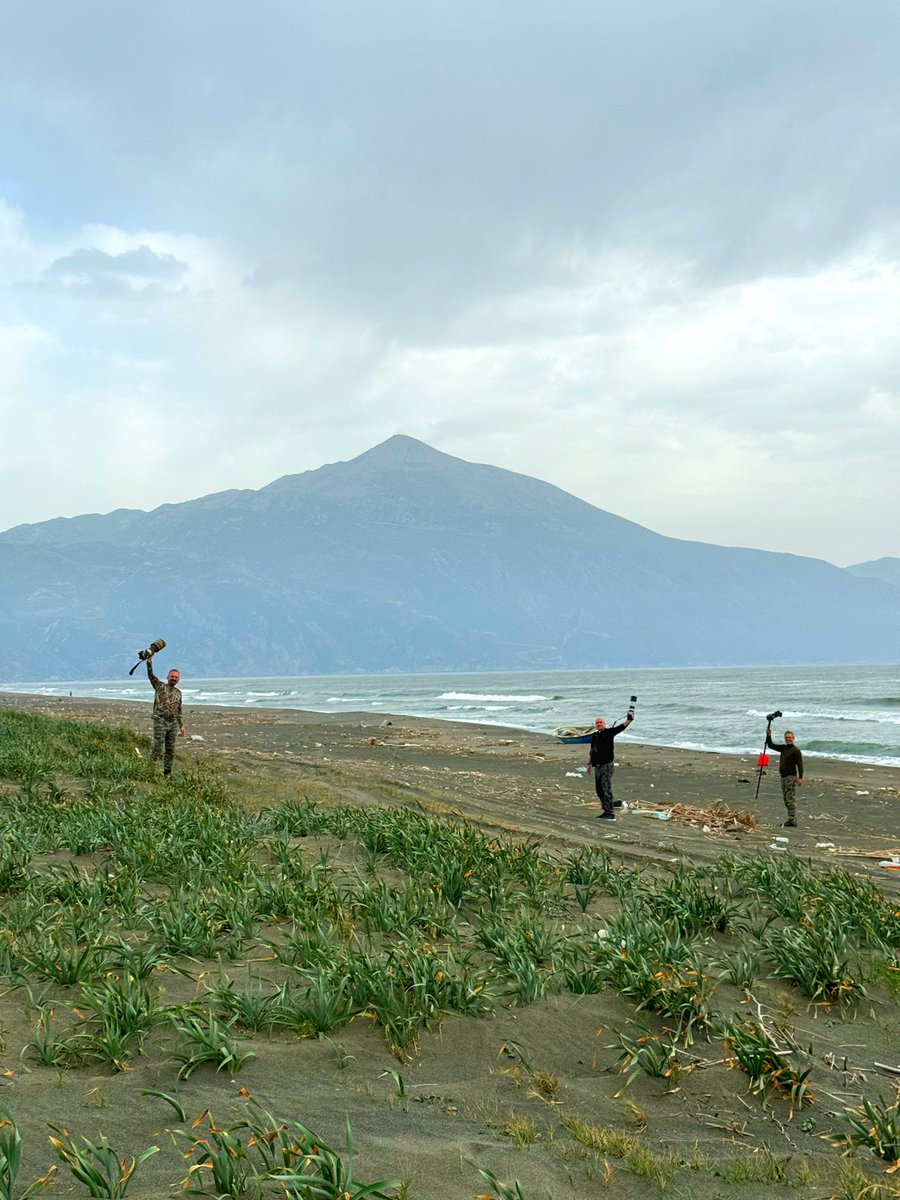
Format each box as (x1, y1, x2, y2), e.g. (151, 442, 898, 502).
(765, 723, 804, 827)
(146, 655, 185, 776)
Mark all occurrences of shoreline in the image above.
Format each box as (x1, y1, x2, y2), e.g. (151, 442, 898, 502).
(2, 686, 899, 773)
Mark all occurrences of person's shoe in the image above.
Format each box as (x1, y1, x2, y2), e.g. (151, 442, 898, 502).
(163, 770, 172, 778)
(782, 818, 796, 827)
(597, 812, 616, 820)
(613, 801, 623, 808)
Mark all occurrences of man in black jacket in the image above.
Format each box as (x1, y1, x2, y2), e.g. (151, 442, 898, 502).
(765, 723, 804, 827)
(587, 712, 634, 820)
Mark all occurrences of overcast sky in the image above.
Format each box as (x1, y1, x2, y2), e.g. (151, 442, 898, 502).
(1, 2, 898, 566)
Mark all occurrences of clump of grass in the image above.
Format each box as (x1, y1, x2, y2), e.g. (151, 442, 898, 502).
(485, 1109, 541, 1147)
(48, 1126, 158, 1198)
(611, 1031, 691, 1092)
(0, 1111, 56, 1198)
(559, 1114, 679, 1188)
(723, 1018, 814, 1111)
(766, 917, 868, 1006)
(832, 1096, 900, 1166)
(168, 1009, 255, 1080)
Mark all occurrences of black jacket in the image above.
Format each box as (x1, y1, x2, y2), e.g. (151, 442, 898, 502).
(766, 734, 803, 779)
(589, 722, 627, 767)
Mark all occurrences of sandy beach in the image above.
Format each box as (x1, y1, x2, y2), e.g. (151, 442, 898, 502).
(1, 690, 898, 1200)
(5, 690, 897, 882)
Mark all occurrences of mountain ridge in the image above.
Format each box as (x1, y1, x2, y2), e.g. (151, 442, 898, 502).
(1, 436, 897, 680)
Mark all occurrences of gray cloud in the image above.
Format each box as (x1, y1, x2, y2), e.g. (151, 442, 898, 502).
(47, 245, 187, 280)
(0, 1, 898, 564)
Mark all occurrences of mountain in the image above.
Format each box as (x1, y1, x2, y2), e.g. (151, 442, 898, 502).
(2, 435, 898, 680)
(845, 557, 900, 589)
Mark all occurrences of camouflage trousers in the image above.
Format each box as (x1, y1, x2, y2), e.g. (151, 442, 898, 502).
(780, 774, 798, 819)
(151, 718, 178, 774)
(593, 763, 616, 814)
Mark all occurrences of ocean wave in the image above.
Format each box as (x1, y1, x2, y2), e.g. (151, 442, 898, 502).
(785, 709, 900, 726)
(438, 692, 548, 702)
(804, 739, 897, 756)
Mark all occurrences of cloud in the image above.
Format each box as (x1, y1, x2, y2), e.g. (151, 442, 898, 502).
(0, 3, 898, 566)
(22, 244, 190, 299)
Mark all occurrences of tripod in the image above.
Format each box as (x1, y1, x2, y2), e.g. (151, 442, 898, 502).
(754, 709, 782, 800)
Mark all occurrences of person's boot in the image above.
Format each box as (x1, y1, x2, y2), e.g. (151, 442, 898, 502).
(783, 818, 796, 827)
(597, 811, 615, 820)
(613, 800, 623, 808)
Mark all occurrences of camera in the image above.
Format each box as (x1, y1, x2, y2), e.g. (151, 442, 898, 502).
(128, 638, 167, 676)
(138, 638, 166, 662)
(766, 709, 782, 723)
(628, 694, 637, 719)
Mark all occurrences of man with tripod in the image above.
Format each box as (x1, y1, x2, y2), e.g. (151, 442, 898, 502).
(588, 710, 635, 821)
(766, 722, 804, 827)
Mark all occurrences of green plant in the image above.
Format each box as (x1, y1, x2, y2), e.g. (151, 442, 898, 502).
(169, 1009, 255, 1080)
(178, 1116, 264, 1198)
(766, 918, 868, 1005)
(611, 1031, 690, 1092)
(723, 1018, 814, 1110)
(48, 1127, 158, 1198)
(832, 1096, 900, 1165)
(210, 976, 281, 1033)
(23, 1007, 80, 1068)
(0, 1113, 56, 1198)
(272, 1117, 401, 1199)
(475, 1166, 529, 1199)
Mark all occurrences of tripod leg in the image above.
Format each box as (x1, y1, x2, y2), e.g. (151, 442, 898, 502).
(754, 734, 768, 800)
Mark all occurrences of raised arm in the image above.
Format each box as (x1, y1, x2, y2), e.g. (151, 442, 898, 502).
(145, 656, 161, 690)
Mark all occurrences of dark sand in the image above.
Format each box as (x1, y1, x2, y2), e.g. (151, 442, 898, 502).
(1, 691, 898, 1199)
(8, 690, 896, 883)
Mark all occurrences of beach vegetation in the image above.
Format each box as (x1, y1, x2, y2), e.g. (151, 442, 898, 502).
(475, 1168, 530, 1200)
(48, 1126, 158, 1197)
(832, 1096, 900, 1165)
(168, 1009, 255, 1080)
(0, 708, 898, 1197)
(0, 1112, 56, 1199)
(723, 1018, 815, 1110)
(611, 1030, 691, 1092)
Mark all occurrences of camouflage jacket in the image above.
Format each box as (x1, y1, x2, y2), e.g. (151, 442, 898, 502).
(146, 660, 183, 725)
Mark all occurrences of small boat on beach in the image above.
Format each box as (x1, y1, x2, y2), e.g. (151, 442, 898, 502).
(555, 726, 594, 744)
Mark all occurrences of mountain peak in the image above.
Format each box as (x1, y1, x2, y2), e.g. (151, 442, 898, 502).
(352, 435, 459, 467)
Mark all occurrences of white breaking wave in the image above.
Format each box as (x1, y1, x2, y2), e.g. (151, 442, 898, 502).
(438, 692, 548, 702)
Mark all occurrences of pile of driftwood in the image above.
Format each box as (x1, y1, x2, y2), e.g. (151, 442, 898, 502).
(633, 798, 758, 833)
(668, 799, 758, 832)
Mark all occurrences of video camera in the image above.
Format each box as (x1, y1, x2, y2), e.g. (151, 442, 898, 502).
(628, 695, 637, 719)
(766, 709, 782, 723)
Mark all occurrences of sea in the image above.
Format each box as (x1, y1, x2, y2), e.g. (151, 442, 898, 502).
(3, 663, 899, 769)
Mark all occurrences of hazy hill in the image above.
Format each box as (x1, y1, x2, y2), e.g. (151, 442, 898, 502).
(2, 436, 898, 680)
(845, 557, 900, 589)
